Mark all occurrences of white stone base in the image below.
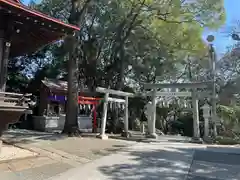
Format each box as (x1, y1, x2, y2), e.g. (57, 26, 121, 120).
(203, 136, 214, 144)
(121, 131, 132, 138)
(97, 134, 108, 140)
(146, 133, 158, 139)
(190, 137, 203, 144)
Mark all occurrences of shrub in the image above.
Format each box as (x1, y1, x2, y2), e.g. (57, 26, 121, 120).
(216, 136, 240, 145)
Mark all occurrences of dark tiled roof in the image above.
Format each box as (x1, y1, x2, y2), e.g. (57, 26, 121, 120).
(42, 79, 67, 92)
(41, 79, 89, 93)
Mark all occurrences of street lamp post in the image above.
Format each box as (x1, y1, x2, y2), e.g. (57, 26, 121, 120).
(206, 35, 217, 137)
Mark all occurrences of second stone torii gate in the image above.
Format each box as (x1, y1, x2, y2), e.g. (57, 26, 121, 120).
(96, 87, 134, 139)
(143, 82, 211, 141)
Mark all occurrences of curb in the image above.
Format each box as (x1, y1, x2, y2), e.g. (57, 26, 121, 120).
(109, 135, 150, 143)
(109, 135, 193, 144)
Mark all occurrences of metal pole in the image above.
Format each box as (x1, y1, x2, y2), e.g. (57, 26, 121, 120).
(209, 44, 217, 137)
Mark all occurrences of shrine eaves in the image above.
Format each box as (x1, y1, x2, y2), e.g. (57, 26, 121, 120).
(0, 0, 80, 57)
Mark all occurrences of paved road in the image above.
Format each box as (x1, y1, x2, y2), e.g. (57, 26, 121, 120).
(48, 142, 240, 180)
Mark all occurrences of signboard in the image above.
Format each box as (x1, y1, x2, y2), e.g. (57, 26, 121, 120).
(155, 92, 191, 97)
(96, 87, 134, 97)
(144, 91, 211, 98)
(108, 97, 125, 103)
(48, 95, 101, 105)
(143, 82, 211, 89)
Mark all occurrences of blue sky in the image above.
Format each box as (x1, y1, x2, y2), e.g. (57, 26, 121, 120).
(203, 0, 240, 57)
(23, 0, 237, 57)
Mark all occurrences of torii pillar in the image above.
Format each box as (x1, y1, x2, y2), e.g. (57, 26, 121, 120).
(149, 90, 158, 138)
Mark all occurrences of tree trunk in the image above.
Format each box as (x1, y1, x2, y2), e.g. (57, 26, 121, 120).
(62, 0, 92, 136)
(62, 36, 80, 136)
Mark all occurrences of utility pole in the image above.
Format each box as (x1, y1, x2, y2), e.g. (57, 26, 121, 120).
(207, 35, 217, 137)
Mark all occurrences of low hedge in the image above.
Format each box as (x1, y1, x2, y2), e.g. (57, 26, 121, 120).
(216, 136, 240, 145)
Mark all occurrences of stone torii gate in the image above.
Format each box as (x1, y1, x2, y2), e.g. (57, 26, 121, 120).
(96, 87, 134, 139)
(143, 82, 211, 141)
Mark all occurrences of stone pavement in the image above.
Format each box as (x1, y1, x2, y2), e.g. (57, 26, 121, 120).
(3, 129, 240, 180)
(0, 156, 74, 180)
(48, 142, 240, 180)
(0, 129, 135, 180)
(0, 144, 37, 161)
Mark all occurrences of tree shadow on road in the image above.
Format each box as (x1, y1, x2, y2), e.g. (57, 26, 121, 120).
(2, 129, 66, 144)
(98, 145, 237, 180)
(98, 147, 193, 180)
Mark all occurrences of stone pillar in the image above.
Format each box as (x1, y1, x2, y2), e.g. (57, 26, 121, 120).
(204, 116, 209, 138)
(202, 103, 211, 141)
(193, 97, 200, 138)
(149, 90, 157, 139)
(0, 31, 3, 153)
(191, 91, 201, 142)
(0, 40, 10, 92)
(145, 101, 152, 134)
(141, 122, 145, 134)
(123, 96, 129, 137)
(98, 93, 109, 140)
(0, 30, 4, 92)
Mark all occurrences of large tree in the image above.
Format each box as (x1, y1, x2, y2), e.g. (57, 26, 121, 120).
(28, 0, 225, 135)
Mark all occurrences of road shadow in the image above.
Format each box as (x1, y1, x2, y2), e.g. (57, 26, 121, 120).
(2, 129, 66, 144)
(91, 144, 130, 157)
(97, 146, 237, 180)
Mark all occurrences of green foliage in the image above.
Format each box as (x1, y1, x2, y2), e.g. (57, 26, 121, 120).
(26, 0, 226, 89)
(217, 105, 240, 136)
(216, 136, 240, 145)
(7, 0, 226, 133)
(218, 105, 240, 125)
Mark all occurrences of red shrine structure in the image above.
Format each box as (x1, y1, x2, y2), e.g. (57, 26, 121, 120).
(0, 0, 79, 149)
(28, 79, 101, 133)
